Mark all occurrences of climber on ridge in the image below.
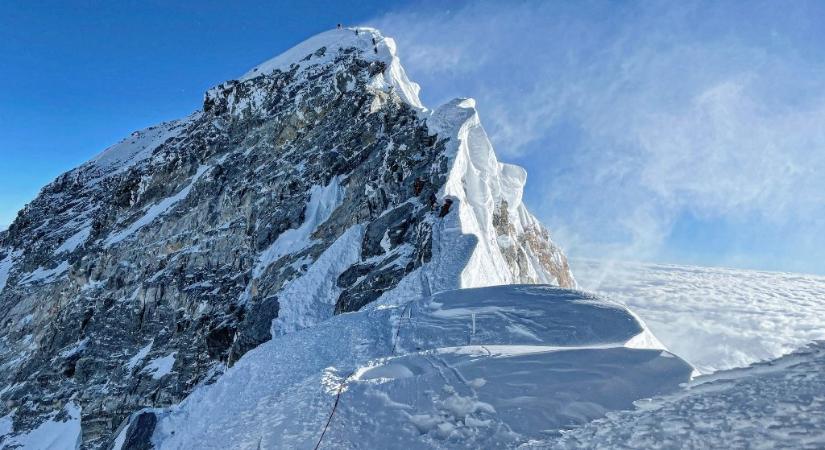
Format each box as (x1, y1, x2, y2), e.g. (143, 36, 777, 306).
(439, 199, 454, 217)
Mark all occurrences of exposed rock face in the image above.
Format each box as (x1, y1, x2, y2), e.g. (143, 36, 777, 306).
(0, 28, 573, 448)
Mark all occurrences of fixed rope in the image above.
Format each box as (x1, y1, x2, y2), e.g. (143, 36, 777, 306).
(314, 369, 355, 450)
(315, 298, 415, 449)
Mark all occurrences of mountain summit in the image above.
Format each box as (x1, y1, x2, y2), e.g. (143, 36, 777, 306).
(0, 28, 683, 449)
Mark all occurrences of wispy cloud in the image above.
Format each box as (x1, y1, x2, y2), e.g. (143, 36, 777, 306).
(373, 0, 825, 273)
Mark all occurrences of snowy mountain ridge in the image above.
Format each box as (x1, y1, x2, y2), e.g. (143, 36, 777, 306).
(238, 27, 424, 109)
(0, 27, 581, 448)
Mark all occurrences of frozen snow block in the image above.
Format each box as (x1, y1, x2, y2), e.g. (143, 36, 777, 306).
(401, 284, 645, 352)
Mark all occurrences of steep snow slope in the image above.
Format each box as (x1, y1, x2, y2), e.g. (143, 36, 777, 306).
(148, 286, 691, 449)
(572, 259, 825, 373)
(89, 119, 192, 179)
(546, 341, 825, 449)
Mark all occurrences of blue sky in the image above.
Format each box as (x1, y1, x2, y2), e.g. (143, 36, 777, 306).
(2, 1, 824, 274)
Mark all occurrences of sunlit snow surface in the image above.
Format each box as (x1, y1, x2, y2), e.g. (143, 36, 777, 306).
(572, 259, 825, 374)
(543, 341, 825, 449)
(150, 285, 691, 449)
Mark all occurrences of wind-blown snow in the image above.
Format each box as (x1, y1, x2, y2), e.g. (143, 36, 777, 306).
(0, 402, 81, 450)
(573, 259, 825, 373)
(150, 285, 689, 449)
(104, 165, 209, 247)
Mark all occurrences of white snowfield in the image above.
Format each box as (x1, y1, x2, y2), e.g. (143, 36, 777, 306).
(148, 285, 692, 449)
(573, 259, 825, 374)
(543, 341, 825, 449)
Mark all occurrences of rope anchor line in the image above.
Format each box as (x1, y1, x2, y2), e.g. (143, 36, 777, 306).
(314, 301, 414, 449)
(314, 369, 355, 450)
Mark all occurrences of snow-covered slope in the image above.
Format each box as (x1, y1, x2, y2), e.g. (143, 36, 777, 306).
(0, 403, 81, 450)
(572, 259, 825, 373)
(148, 286, 691, 449)
(545, 341, 825, 449)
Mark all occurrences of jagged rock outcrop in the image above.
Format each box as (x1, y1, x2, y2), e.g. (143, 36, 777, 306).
(0, 28, 573, 448)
